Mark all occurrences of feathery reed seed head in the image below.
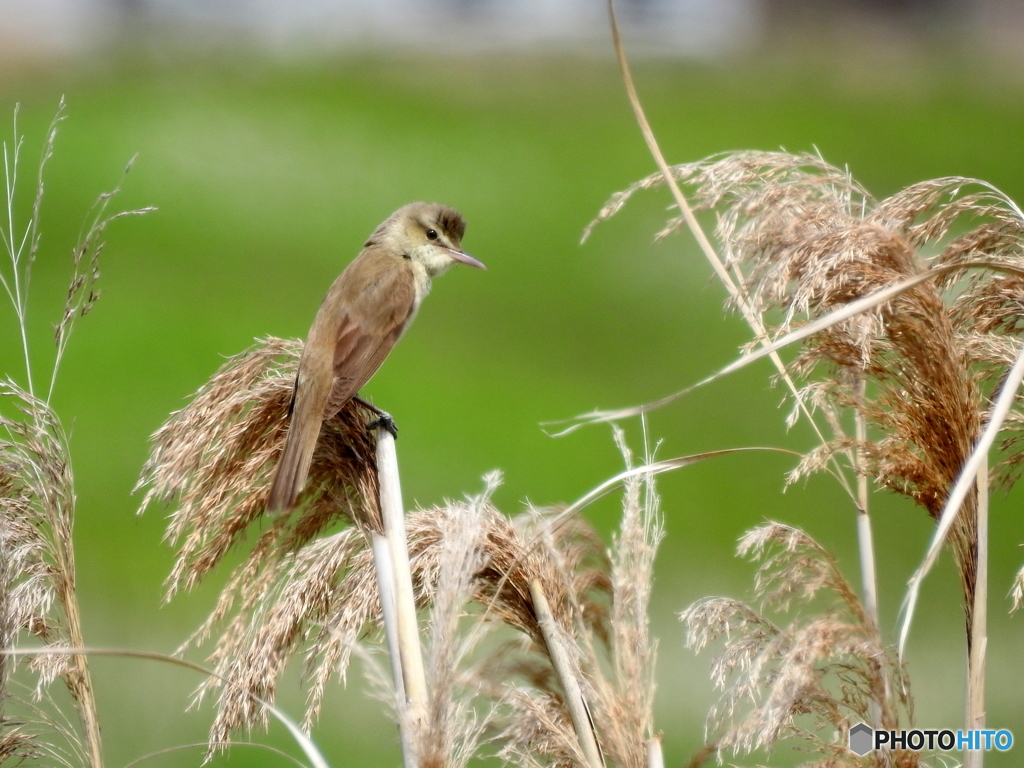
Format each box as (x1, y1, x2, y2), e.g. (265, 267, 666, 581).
(136, 336, 382, 599)
(594, 151, 1024, 636)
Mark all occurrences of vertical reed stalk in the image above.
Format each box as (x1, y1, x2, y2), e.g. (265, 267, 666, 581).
(370, 531, 412, 763)
(375, 427, 428, 764)
(854, 379, 880, 633)
(645, 737, 663, 768)
(965, 453, 988, 768)
(55, 545, 104, 768)
(528, 579, 603, 768)
(854, 378, 885, 740)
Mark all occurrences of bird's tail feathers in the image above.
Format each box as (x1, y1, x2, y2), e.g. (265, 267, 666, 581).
(266, 415, 321, 513)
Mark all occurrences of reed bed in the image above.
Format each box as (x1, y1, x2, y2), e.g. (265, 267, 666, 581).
(3, 11, 1024, 768)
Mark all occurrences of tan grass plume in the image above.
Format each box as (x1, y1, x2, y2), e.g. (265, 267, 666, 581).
(682, 522, 917, 768)
(591, 151, 1024, 640)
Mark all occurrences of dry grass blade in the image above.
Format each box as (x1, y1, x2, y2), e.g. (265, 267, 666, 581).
(468, 503, 611, 768)
(898, 337, 1024, 655)
(550, 268, 974, 434)
(599, 5, 859, 506)
(529, 578, 603, 768)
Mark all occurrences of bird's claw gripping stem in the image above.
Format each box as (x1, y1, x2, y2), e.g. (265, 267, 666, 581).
(355, 395, 399, 439)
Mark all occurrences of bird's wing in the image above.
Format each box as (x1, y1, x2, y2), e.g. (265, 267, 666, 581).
(322, 258, 417, 418)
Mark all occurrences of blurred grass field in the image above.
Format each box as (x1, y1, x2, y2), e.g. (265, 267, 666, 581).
(1, 48, 1023, 766)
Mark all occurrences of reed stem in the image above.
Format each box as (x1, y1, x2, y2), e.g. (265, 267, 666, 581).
(375, 427, 428, 765)
(529, 579, 603, 768)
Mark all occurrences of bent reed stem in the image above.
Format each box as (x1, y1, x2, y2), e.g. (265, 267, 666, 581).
(529, 579, 603, 768)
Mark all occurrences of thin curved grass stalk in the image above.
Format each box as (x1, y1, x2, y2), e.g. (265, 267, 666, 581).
(121, 741, 310, 768)
(3, 647, 332, 768)
(898, 338, 1024, 656)
(555, 262, 1013, 434)
(599, 0, 858, 505)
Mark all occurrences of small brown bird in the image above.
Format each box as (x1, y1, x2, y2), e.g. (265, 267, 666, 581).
(266, 202, 484, 512)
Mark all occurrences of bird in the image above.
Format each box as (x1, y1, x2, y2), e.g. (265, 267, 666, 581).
(266, 202, 485, 513)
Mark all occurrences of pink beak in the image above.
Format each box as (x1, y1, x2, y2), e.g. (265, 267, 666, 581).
(446, 247, 487, 270)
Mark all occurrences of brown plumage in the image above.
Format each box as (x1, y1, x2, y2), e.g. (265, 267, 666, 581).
(266, 202, 484, 512)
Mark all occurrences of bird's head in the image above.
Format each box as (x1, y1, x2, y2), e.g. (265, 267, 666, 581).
(379, 202, 485, 276)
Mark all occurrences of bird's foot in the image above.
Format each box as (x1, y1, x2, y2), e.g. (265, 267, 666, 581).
(366, 411, 399, 439)
(355, 396, 398, 439)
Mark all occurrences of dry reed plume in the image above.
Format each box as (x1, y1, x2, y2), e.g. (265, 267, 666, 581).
(583, 129, 1024, 763)
(591, 151, 1024, 640)
(586, 26, 1024, 760)
(135, 336, 385, 743)
(137, 326, 666, 768)
(481, 430, 661, 768)
(1, 102, 152, 768)
(682, 522, 916, 768)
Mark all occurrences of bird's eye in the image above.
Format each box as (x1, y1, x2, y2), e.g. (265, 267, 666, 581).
(426, 229, 438, 240)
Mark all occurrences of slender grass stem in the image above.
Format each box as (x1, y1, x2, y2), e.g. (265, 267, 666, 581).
(606, 0, 857, 503)
(853, 379, 880, 633)
(2, 123, 35, 396)
(853, 379, 886, 737)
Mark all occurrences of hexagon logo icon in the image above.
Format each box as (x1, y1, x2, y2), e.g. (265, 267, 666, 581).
(849, 722, 873, 756)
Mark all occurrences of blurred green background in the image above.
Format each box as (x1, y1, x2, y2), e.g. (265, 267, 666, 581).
(2, 12, 1024, 767)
